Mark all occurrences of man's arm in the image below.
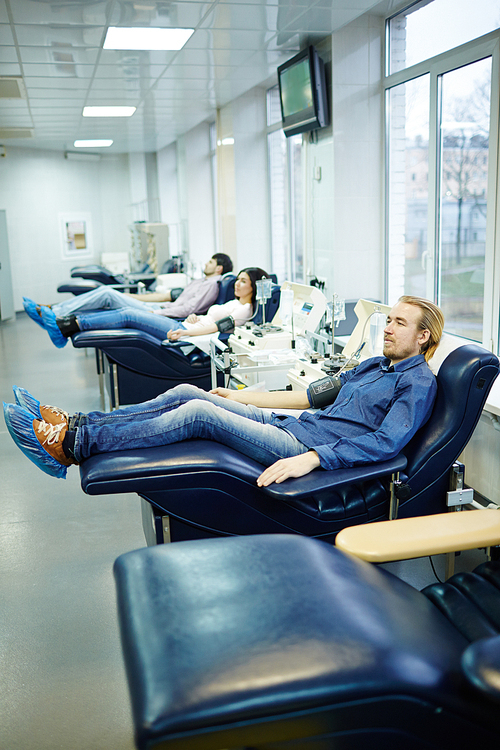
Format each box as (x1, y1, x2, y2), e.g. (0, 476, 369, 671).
(210, 387, 310, 410)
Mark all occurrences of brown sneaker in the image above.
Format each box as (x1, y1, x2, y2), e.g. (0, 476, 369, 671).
(39, 404, 69, 426)
(34, 419, 77, 467)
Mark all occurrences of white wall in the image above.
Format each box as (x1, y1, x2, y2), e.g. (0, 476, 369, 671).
(232, 87, 271, 273)
(157, 142, 179, 225)
(177, 122, 216, 270)
(157, 142, 182, 257)
(330, 14, 385, 302)
(128, 152, 149, 221)
(0, 146, 131, 311)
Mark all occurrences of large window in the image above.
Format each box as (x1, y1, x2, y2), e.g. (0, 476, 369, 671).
(385, 0, 499, 347)
(438, 58, 491, 339)
(388, 0, 500, 74)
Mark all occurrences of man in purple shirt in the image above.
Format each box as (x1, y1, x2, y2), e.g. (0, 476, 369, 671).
(5, 296, 444, 487)
(23, 253, 233, 324)
(150, 254, 233, 317)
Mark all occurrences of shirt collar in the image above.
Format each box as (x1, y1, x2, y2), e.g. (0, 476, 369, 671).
(379, 354, 426, 373)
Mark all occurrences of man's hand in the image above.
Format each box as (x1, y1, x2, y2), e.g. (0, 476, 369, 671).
(185, 313, 199, 324)
(257, 451, 320, 487)
(166, 329, 185, 341)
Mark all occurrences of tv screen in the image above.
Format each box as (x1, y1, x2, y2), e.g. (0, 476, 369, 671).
(278, 46, 329, 137)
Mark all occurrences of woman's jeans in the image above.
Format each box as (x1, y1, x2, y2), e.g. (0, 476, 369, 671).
(53, 287, 162, 317)
(75, 307, 186, 339)
(74, 384, 309, 466)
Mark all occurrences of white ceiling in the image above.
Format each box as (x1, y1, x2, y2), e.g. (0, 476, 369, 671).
(0, 0, 385, 154)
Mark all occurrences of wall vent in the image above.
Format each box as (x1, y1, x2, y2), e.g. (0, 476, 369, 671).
(0, 128, 34, 139)
(0, 77, 27, 99)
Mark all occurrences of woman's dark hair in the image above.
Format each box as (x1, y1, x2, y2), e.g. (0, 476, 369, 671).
(237, 267, 271, 310)
(212, 253, 233, 275)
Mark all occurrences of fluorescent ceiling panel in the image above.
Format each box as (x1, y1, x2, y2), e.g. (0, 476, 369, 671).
(74, 139, 113, 147)
(83, 106, 136, 117)
(103, 27, 194, 51)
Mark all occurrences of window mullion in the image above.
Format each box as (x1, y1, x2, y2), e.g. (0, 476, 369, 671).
(427, 66, 441, 304)
(483, 40, 500, 352)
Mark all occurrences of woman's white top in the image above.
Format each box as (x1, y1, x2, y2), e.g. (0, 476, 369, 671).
(182, 299, 252, 332)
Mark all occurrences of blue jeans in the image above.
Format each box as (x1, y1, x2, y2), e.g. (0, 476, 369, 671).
(75, 307, 186, 338)
(74, 384, 309, 466)
(53, 287, 162, 317)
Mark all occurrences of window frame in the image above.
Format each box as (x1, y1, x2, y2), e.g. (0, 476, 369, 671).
(384, 27, 500, 351)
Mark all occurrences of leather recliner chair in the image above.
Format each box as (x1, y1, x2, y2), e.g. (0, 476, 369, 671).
(113, 532, 500, 749)
(70, 277, 280, 406)
(79, 344, 499, 543)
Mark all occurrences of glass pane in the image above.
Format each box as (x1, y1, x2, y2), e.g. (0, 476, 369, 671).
(388, 0, 500, 74)
(387, 74, 430, 303)
(267, 128, 289, 282)
(288, 134, 304, 282)
(438, 57, 491, 341)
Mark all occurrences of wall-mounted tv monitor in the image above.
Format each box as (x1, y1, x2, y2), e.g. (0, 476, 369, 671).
(277, 46, 329, 137)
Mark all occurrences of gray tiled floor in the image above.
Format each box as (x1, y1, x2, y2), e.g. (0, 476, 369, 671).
(1, 313, 145, 750)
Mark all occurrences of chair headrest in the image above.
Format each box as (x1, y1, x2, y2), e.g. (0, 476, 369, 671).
(404, 343, 499, 482)
(216, 274, 236, 304)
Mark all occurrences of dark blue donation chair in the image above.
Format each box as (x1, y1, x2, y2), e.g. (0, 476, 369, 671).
(57, 263, 158, 296)
(70, 277, 279, 407)
(113, 533, 500, 750)
(80, 344, 499, 544)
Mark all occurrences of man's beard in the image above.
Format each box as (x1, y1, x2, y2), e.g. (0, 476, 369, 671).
(383, 340, 419, 362)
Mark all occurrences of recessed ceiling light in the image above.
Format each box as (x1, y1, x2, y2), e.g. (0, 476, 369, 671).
(83, 106, 136, 117)
(74, 140, 113, 147)
(103, 27, 194, 51)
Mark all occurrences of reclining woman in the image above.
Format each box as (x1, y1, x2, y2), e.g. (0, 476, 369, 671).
(38, 267, 270, 348)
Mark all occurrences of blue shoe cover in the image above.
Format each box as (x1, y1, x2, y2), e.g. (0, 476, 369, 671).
(40, 306, 68, 348)
(23, 297, 46, 329)
(3, 402, 67, 479)
(12, 385, 42, 420)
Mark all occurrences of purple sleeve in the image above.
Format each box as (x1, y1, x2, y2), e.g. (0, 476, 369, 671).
(155, 278, 219, 318)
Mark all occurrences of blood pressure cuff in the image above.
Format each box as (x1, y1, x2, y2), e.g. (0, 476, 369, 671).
(308, 375, 342, 409)
(217, 315, 235, 334)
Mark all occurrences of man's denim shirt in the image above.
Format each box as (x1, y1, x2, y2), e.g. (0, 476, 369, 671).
(271, 354, 437, 471)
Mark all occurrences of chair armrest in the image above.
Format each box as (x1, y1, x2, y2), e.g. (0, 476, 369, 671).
(462, 635, 500, 703)
(335, 508, 500, 562)
(162, 333, 219, 355)
(125, 273, 157, 283)
(71, 329, 162, 347)
(260, 453, 407, 500)
(160, 339, 195, 349)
